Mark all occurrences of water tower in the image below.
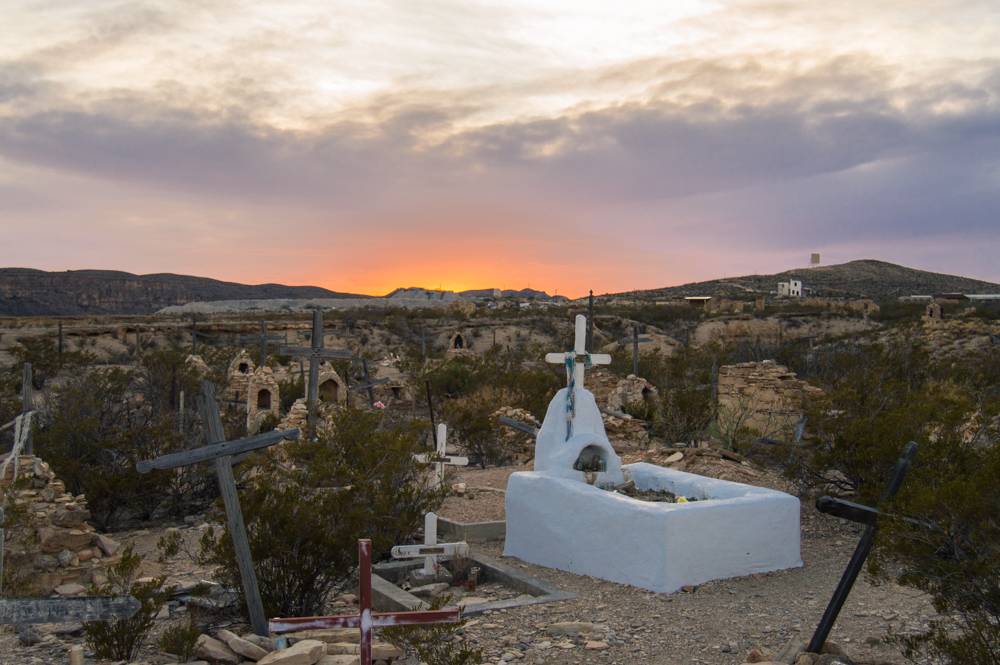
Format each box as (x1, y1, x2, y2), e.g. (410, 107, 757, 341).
(810, 253, 820, 268)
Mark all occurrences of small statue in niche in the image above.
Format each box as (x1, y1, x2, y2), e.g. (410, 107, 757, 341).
(574, 454, 606, 472)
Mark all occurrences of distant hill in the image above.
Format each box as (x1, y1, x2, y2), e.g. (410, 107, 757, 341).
(460, 288, 565, 301)
(0, 269, 369, 316)
(636, 260, 1000, 302)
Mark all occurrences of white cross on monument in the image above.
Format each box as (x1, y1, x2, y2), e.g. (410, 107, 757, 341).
(545, 314, 612, 440)
(390, 512, 469, 577)
(415, 424, 468, 487)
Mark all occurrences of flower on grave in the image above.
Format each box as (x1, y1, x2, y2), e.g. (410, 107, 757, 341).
(374, 401, 385, 409)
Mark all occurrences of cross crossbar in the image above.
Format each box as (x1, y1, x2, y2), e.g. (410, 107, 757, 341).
(136, 428, 299, 473)
(269, 539, 460, 664)
(348, 378, 390, 392)
(498, 416, 539, 436)
(391, 542, 469, 559)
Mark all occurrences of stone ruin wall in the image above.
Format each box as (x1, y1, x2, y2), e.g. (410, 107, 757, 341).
(1, 454, 121, 594)
(717, 361, 822, 439)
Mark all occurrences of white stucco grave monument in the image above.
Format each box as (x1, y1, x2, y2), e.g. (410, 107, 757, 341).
(504, 315, 802, 593)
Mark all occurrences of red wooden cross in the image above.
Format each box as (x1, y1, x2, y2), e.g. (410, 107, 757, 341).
(269, 539, 460, 664)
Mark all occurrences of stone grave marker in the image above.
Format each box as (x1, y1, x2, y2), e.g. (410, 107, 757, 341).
(136, 380, 300, 636)
(0, 507, 140, 624)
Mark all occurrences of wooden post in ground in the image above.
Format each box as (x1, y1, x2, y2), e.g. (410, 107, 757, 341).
(21, 363, 32, 456)
(58, 322, 63, 354)
(136, 381, 300, 636)
(587, 290, 594, 352)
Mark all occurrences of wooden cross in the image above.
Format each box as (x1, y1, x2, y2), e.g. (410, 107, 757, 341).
(21, 363, 33, 456)
(348, 358, 389, 406)
(545, 315, 612, 440)
(136, 381, 300, 636)
(414, 424, 468, 487)
(391, 513, 469, 577)
(239, 319, 288, 369)
(279, 310, 354, 423)
(0, 508, 141, 624)
(806, 441, 918, 653)
(269, 539, 460, 665)
(499, 416, 539, 437)
(188, 313, 213, 355)
(618, 323, 653, 378)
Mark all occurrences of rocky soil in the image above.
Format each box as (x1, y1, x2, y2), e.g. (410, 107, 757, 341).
(1, 460, 940, 665)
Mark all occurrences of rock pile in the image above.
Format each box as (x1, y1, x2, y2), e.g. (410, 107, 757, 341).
(606, 375, 658, 412)
(600, 413, 647, 450)
(717, 362, 821, 439)
(0, 454, 120, 593)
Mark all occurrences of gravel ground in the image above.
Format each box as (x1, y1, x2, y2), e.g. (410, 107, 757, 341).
(1, 459, 938, 665)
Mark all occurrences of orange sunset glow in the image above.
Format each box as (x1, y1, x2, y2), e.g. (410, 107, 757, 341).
(2, 0, 999, 293)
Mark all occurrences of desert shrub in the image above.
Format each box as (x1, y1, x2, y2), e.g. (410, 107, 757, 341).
(36, 368, 177, 531)
(871, 442, 1000, 665)
(382, 593, 483, 665)
(278, 375, 304, 413)
(199, 407, 445, 618)
(11, 336, 93, 388)
(157, 618, 202, 663)
(1, 477, 42, 597)
(139, 348, 202, 414)
(647, 346, 718, 445)
(84, 543, 171, 661)
(440, 387, 527, 468)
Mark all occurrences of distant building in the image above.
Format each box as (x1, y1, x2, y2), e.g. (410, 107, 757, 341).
(778, 280, 802, 297)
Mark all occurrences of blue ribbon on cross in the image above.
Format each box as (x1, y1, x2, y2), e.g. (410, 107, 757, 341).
(564, 353, 592, 440)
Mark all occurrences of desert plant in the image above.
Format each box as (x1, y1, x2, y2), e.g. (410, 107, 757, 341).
(84, 543, 171, 661)
(36, 368, 178, 531)
(157, 618, 202, 663)
(199, 407, 445, 618)
(382, 593, 483, 665)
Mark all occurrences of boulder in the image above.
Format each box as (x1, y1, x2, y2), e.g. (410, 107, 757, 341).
(196, 634, 242, 664)
(257, 640, 326, 665)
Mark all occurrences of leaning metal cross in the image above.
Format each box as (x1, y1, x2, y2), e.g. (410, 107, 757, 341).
(391, 513, 469, 577)
(279, 309, 354, 423)
(415, 424, 468, 487)
(618, 323, 653, 378)
(136, 380, 300, 636)
(807, 441, 919, 653)
(545, 314, 612, 440)
(269, 539, 460, 665)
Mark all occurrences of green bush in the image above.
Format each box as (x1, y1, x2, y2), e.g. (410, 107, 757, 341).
(36, 368, 177, 531)
(383, 593, 483, 665)
(84, 543, 171, 662)
(157, 618, 202, 663)
(199, 407, 445, 618)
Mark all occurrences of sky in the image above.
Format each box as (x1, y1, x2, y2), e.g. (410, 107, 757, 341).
(1, 0, 998, 298)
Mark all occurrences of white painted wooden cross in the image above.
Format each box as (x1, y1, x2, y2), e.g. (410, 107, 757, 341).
(391, 513, 469, 576)
(545, 314, 612, 439)
(415, 424, 468, 487)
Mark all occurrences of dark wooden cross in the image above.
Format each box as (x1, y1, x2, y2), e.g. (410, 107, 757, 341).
(239, 319, 288, 370)
(188, 314, 213, 355)
(279, 310, 354, 423)
(618, 323, 653, 377)
(269, 539, 460, 664)
(807, 441, 918, 653)
(0, 507, 141, 623)
(136, 381, 300, 636)
(348, 358, 389, 406)
(21, 363, 33, 456)
(499, 416, 539, 437)
(587, 290, 594, 352)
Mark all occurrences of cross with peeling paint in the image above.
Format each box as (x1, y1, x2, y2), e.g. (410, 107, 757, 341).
(269, 539, 460, 664)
